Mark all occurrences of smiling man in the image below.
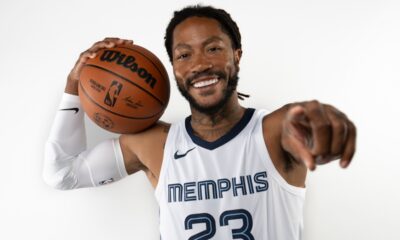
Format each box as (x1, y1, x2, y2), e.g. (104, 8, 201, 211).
(171, 16, 241, 115)
(44, 5, 356, 240)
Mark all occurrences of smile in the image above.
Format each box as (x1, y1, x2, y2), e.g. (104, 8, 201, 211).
(192, 78, 220, 88)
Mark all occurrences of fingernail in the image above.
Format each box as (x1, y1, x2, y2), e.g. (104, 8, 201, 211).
(306, 161, 314, 171)
(340, 161, 348, 168)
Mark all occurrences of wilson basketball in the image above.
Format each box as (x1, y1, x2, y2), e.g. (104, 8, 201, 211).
(78, 44, 170, 133)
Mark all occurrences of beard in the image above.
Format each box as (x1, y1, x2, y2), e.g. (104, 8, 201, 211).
(176, 68, 239, 115)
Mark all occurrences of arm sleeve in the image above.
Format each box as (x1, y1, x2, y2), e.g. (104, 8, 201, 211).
(43, 93, 128, 190)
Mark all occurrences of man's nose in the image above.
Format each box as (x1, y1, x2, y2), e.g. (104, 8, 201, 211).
(191, 53, 213, 74)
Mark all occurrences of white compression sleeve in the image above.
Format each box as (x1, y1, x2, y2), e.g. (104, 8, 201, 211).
(43, 93, 128, 190)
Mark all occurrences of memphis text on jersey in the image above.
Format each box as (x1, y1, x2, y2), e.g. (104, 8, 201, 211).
(168, 171, 269, 203)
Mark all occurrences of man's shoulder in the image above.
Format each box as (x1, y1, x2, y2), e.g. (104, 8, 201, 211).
(120, 121, 171, 146)
(261, 105, 289, 127)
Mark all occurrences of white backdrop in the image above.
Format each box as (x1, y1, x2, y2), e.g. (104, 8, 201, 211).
(1, 0, 399, 239)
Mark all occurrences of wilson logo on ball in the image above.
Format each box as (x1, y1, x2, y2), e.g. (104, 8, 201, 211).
(104, 80, 123, 107)
(100, 50, 157, 89)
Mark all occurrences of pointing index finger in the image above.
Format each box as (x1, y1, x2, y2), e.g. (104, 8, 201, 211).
(285, 105, 316, 170)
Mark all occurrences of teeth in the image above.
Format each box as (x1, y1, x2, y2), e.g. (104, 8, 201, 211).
(193, 78, 219, 88)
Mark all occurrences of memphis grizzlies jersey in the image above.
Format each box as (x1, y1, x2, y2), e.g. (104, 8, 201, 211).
(155, 108, 306, 240)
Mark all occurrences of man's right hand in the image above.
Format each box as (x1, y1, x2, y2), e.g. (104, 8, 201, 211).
(64, 37, 134, 95)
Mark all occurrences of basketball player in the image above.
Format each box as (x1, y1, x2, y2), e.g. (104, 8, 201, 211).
(44, 5, 356, 239)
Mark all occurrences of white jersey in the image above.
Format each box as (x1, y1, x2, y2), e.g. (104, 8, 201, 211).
(155, 108, 306, 240)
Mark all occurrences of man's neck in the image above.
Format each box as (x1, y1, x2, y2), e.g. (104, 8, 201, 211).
(189, 95, 245, 142)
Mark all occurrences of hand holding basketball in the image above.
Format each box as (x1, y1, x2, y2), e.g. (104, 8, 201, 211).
(66, 38, 170, 134)
(65, 38, 134, 95)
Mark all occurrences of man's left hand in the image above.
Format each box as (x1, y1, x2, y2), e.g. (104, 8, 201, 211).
(281, 100, 357, 171)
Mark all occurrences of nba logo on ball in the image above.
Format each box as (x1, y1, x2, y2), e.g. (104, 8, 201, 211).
(78, 43, 170, 134)
(104, 80, 123, 107)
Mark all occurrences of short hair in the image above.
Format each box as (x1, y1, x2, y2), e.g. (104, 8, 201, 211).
(164, 5, 242, 62)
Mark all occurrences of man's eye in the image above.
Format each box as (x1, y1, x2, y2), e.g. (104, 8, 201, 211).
(177, 53, 189, 60)
(208, 47, 221, 52)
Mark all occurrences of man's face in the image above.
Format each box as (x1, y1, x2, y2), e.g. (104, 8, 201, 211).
(171, 17, 241, 114)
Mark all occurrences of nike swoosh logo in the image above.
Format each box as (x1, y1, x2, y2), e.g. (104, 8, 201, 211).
(174, 147, 196, 160)
(60, 107, 79, 114)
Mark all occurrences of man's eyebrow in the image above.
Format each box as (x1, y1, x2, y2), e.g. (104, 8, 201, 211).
(174, 36, 225, 51)
(202, 36, 224, 47)
(174, 43, 192, 51)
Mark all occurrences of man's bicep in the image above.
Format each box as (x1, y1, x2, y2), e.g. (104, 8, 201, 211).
(118, 121, 170, 180)
(119, 134, 147, 175)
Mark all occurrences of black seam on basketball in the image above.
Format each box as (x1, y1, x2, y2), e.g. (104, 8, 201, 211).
(116, 46, 169, 81)
(83, 64, 165, 106)
(79, 81, 164, 120)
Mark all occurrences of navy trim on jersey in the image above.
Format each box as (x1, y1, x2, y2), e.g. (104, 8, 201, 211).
(185, 108, 255, 150)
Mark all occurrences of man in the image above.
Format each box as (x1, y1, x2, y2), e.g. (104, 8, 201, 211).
(44, 5, 356, 239)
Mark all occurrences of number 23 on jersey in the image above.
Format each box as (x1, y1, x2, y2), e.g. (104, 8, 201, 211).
(185, 209, 254, 240)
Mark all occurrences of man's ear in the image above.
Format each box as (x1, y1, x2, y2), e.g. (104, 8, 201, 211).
(234, 49, 242, 65)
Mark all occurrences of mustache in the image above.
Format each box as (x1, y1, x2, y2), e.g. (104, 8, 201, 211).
(185, 70, 227, 85)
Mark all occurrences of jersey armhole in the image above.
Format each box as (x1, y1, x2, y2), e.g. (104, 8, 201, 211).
(255, 109, 306, 198)
(154, 123, 178, 201)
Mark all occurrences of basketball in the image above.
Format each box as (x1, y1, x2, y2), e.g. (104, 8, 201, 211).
(78, 44, 170, 133)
